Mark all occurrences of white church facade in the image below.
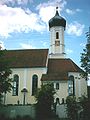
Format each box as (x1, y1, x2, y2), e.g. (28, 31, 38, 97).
(4, 8, 87, 105)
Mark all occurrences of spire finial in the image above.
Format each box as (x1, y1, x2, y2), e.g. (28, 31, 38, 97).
(55, 1, 59, 16)
(56, 1, 59, 11)
(56, 0, 60, 11)
(55, 5, 59, 16)
(56, 6, 58, 11)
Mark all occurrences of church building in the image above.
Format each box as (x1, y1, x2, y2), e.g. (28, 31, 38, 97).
(4, 7, 87, 105)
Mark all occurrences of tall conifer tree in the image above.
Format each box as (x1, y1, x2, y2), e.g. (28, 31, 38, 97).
(81, 27, 90, 79)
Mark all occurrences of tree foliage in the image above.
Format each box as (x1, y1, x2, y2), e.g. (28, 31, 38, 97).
(66, 96, 79, 120)
(81, 27, 90, 79)
(66, 95, 90, 120)
(35, 83, 56, 119)
(79, 95, 90, 120)
(0, 50, 12, 104)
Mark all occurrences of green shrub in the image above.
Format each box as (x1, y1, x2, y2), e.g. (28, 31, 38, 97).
(66, 96, 78, 120)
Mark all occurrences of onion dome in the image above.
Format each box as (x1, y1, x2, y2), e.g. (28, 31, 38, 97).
(49, 7, 66, 29)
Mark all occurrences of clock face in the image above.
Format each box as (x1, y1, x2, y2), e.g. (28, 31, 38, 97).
(55, 41, 60, 46)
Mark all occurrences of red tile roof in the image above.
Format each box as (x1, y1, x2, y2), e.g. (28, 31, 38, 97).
(3, 49, 83, 81)
(3, 49, 48, 68)
(47, 59, 82, 73)
(41, 58, 83, 81)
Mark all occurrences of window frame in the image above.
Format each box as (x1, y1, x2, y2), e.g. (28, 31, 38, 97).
(12, 74, 19, 96)
(56, 83, 59, 90)
(68, 75, 75, 96)
(56, 32, 59, 39)
(32, 74, 38, 96)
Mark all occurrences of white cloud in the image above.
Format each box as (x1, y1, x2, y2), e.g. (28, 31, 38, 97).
(36, 0, 67, 24)
(0, 41, 5, 49)
(40, 41, 48, 47)
(0, 0, 67, 38)
(20, 43, 35, 49)
(0, 0, 33, 6)
(0, 5, 46, 38)
(17, 0, 33, 5)
(66, 9, 75, 15)
(80, 43, 86, 47)
(37, 5, 55, 24)
(66, 8, 82, 15)
(76, 9, 82, 12)
(36, 0, 67, 11)
(66, 49, 73, 54)
(66, 22, 85, 36)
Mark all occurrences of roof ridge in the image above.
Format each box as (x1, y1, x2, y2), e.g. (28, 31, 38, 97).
(69, 59, 81, 72)
(5, 49, 49, 51)
(48, 58, 70, 60)
(3, 49, 48, 68)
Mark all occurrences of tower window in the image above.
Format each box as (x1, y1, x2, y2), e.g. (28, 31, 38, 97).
(32, 74, 38, 96)
(56, 32, 59, 39)
(12, 75, 19, 96)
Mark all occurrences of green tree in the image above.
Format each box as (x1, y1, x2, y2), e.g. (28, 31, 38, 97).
(66, 96, 79, 120)
(0, 50, 12, 104)
(35, 83, 56, 119)
(81, 27, 90, 79)
(79, 95, 90, 120)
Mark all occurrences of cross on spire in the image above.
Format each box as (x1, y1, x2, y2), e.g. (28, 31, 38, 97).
(56, 1, 59, 11)
(56, 6, 58, 11)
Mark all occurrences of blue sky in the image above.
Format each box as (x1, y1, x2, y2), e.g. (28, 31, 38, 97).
(0, 0, 90, 68)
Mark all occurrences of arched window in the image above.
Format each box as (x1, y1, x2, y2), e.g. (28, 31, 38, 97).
(55, 32, 60, 46)
(56, 98, 60, 105)
(12, 74, 19, 96)
(56, 83, 59, 90)
(32, 74, 38, 95)
(56, 32, 59, 39)
(68, 75, 75, 96)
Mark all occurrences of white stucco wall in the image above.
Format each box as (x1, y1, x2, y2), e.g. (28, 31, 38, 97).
(68, 72, 87, 99)
(54, 81, 68, 103)
(6, 67, 47, 105)
(49, 26, 65, 58)
(5, 69, 87, 105)
(42, 80, 68, 103)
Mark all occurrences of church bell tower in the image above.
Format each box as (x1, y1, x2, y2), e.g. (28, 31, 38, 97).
(49, 7, 66, 58)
